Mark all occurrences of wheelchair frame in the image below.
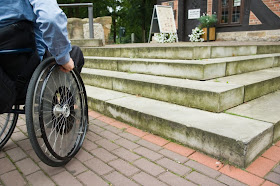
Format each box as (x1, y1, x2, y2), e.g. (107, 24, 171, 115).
(0, 49, 88, 167)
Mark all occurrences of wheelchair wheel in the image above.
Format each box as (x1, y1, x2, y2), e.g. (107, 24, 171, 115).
(0, 106, 19, 150)
(25, 57, 88, 167)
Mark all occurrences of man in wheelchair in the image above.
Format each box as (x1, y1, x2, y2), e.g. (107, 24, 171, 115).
(0, 0, 88, 167)
(0, 0, 84, 113)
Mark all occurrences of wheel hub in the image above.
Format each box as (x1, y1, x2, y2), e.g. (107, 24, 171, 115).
(53, 104, 71, 118)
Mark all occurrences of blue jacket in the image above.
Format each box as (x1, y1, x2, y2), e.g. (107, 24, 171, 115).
(0, 0, 71, 65)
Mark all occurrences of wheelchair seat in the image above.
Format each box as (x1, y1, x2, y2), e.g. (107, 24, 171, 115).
(0, 49, 88, 167)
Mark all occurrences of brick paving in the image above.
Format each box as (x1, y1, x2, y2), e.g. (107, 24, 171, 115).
(0, 112, 279, 186)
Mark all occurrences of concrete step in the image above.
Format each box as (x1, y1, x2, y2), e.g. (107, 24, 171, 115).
(84, 53, 280, 80)
(81, 68, 244, 112)
(81, 43, 280, 60)
(71, 39, 103, 47)
(85, 85, 273, 168)
(209, 67, 280, 102)
(227, 90, 280, 142)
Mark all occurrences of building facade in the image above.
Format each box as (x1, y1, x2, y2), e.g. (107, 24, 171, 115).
(157, 0, 280, 41)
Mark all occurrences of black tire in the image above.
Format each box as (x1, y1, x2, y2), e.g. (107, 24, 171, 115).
(25, 57, 88, 167)
(0, 106, 19, 150)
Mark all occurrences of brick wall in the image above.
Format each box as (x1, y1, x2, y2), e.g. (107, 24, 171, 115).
(207, 0, 213, 15)
(161, 0, 178, 29)
(249, 12, 261, 25)
(249, 0, 280, 25)
(263, 0, 280, 16)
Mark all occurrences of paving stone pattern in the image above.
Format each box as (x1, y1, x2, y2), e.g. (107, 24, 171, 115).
(0, 113, 279, 186)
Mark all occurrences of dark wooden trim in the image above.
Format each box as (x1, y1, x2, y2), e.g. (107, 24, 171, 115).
(178, 0, 186, 41)
(241, 0, 251, 26)
(251, 0, 280, 26)
(213, 0, 218, 14)
(217, 24, 280, 32)
(214, 0, 280, 32)
(184, 0, 207, 41)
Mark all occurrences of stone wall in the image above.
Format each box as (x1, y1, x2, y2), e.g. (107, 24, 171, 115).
(67, 18, 87, 39)
(67, 16, 112, 44)
(83, 23, 105, 45)
(216, 30, 280, 42)
(94, 17, 112, 43)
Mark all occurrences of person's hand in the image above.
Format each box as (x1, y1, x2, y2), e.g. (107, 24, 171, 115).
(60, 58, 74, 73)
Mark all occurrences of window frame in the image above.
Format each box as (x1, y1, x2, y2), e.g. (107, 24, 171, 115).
(217, 0, 244, 27)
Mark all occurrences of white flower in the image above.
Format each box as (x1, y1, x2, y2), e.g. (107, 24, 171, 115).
(188, 27, 205, 42)
(154, 33, 177, 43)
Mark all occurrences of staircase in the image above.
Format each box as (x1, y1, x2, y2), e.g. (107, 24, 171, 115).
(71, 39, 103, 47)
(80, 42, 280, 168)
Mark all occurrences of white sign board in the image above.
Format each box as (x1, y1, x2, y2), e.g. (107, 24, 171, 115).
(156, 5, 177, 33)
(188, 9, 201, 19)
(234, 0, 241, 6)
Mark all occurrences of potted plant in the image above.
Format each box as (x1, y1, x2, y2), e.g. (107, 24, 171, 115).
(198, 13, 217, 42)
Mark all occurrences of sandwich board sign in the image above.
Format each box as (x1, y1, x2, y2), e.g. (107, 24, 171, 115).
(148, 5, 178, 43)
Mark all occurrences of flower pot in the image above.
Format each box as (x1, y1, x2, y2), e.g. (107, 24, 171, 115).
(202, 27, 216, 41)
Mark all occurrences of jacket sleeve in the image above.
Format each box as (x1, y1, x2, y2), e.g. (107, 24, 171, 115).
(28, 0, 71, 65)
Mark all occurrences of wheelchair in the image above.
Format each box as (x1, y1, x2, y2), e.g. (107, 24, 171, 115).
(0, 49, 88, 167)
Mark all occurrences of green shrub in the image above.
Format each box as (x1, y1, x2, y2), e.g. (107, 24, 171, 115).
(198, 13, 217, 28)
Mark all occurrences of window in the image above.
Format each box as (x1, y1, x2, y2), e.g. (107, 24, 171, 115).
(218, 0, 244, 26)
